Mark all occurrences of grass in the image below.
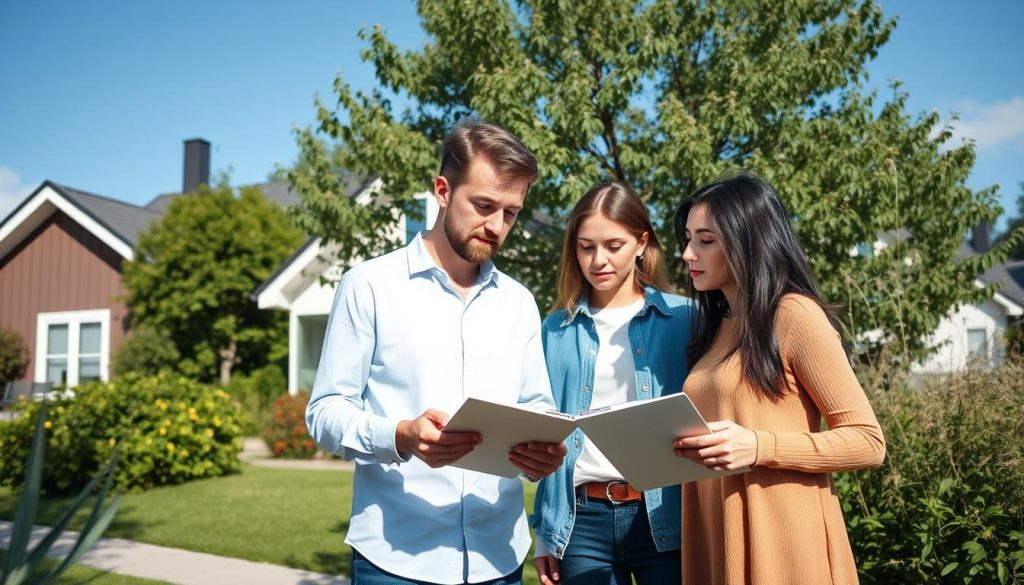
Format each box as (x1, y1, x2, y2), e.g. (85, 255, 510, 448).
(0, 551, 170, 585)
(0, 464, 545, 584)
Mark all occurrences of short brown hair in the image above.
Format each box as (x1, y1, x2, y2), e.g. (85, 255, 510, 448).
(553, 181, 672, 315)
(439, 118, 539, 190)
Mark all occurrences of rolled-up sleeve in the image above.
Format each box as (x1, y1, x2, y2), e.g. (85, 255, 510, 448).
(305, 269, 405, 464)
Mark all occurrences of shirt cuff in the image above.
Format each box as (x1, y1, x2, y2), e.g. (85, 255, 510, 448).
(534, 535, 552, 558)
(753, 430, 775, 467)
(369, 416, 407, 464)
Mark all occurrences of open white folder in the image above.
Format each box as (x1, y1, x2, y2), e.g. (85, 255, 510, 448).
(442, 393, 748, 490)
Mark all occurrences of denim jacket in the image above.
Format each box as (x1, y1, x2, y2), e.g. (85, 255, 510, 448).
(530, 288, 696, 558)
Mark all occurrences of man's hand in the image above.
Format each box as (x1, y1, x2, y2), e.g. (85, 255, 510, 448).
(533, 555, 560, 585)
(508, 441, 567, 481)
(395, 409, 480, 468)
(674, 419, 757, 470)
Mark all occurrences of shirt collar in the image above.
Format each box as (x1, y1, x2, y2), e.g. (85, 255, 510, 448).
(406, 231, 499, 288)
(559, 286, 670, 327)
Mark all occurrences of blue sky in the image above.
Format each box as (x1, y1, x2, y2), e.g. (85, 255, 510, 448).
(1, 1, 1022, 230)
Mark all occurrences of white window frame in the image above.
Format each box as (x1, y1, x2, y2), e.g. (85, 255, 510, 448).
(35, 309, 111, 386)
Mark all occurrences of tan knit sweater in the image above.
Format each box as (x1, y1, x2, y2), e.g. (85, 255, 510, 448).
(682, 294, 885, 585)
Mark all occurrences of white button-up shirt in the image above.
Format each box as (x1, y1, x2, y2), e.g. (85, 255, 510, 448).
(307, 233, 555, 584)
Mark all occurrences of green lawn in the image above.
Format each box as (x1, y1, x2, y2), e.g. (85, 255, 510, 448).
(0, 464, 544, 584)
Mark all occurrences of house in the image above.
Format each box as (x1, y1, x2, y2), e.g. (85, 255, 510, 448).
(254, 189, 437, 392)
(852, 227, 1024, 375)
(0, 139, 301, 387)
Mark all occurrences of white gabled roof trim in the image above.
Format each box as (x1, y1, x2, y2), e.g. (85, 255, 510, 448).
(974, 278, 1024, 317)
(0, 184, 134, 261)
(256, 238, 330, 310)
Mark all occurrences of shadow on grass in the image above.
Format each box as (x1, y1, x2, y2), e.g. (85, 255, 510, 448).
(285, 519, 350, 576)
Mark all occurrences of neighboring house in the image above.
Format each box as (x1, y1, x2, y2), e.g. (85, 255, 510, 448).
(854, 228, 1024, 375)
(254, 189, 437, 392)
(0, 139, 302, 386)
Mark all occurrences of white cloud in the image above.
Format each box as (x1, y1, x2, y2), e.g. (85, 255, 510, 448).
(0, 166, 36, 221)
(942, 97, 1024, 152)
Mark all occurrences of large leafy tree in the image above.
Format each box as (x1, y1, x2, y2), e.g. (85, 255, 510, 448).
(123, 185, 304, 384)
(289, 0, 1020, 360)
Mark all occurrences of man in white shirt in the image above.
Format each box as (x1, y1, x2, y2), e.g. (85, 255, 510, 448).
(307, 119, 567, 585)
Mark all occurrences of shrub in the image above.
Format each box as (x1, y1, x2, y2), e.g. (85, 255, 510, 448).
(111, 326, 180, 377)
(837, 359, 1024, 583)
(0, 373, 244, 493)
(224, 364, 287, 435)
(262, 392, 317, 459)
(0, 327, 28, 383)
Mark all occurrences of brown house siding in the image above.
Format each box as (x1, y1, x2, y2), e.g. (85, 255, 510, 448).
(0, 211, 129, 381)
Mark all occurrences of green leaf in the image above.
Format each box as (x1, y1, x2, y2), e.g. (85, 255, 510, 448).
(941, 562, 959, 576)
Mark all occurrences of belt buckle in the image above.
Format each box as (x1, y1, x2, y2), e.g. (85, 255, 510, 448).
(605, 481, 627, 503)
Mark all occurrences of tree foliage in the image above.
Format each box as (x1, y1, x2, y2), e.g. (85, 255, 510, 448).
(290, 0, 1021, 360)
(0, 327, 28, 383)
(123, 184, 304, 384)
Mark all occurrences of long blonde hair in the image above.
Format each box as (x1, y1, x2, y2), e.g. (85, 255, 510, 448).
(553, 181, 671, 315)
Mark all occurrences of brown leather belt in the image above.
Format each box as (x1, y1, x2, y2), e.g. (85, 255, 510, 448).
(582, 481, 643, 503)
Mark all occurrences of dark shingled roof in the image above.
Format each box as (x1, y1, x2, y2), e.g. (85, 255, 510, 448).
(980, 260, 1024, 309)
(49, 182, 163, 246)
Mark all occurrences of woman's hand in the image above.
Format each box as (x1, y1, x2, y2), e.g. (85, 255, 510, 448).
(674, 420, 757, 470)
(534, 554, 560, 585)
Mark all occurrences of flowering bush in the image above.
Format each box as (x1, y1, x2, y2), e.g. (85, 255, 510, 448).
(262, 391, 318, 459)
(0, 373, 243, 493)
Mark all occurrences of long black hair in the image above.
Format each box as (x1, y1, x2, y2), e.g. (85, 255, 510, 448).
(673, 172, 843, 398)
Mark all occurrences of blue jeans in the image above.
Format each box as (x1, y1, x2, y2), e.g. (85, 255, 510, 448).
(352, 549, 523, 585)
(559, 491, 680, 584)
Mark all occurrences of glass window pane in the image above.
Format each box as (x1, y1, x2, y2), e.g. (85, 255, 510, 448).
(80, 322, 101, 354)
(79, 357, 101, 382)
(47, 324, 68, 355)
(46, 358, 68, 385)
(968, 329, 988, 357)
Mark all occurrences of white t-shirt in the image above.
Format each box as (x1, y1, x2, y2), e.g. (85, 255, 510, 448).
(572, 297, 645, 486)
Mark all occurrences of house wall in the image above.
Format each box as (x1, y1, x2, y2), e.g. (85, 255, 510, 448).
(914, 299, 1008, 374)
(0, 211, 129, 381)
(287, 274, 339, 393)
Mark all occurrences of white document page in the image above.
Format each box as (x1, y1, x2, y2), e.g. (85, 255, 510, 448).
(576, 392, 749, 491)
(443, 398, 578, 477)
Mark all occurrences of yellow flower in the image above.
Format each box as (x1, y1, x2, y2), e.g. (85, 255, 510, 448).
(204, 429, 214, 438)
(146, 437, 153, 445)
(163, 419, 171, 426)
(43, 420, 52, 429)
(159, 427, 167, 436)
(108, 438, 116, 447)
(213, 416, 222, 427)
(179, 448, 189, 458)
(166, 442, 175, 452)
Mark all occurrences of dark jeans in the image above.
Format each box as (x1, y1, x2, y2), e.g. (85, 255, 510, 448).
(558, 490, 680, 584)
(352, 549, 523, 585)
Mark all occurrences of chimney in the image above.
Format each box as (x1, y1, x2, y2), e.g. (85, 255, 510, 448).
(971, 221, 990, 253)
(183, 138, 211, 194)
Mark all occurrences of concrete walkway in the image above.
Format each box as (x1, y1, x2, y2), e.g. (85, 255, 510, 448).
(0, 521, 350, 585)
(0, 441, 355, 584)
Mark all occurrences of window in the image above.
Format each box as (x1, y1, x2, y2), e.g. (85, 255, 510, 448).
(405, 198, 428, 243)
(35, 310, 110, 386)
(405, 193, 438, 243)
(967, 327, 989, 360)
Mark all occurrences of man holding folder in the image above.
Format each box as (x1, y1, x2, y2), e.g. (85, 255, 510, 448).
(306, 118, 567, 585)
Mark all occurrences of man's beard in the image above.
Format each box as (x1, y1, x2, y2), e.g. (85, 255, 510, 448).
(444, 213, 499, 264)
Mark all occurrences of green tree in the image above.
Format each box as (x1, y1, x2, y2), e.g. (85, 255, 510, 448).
(0, 327, 28, 383)
(289, 0, 1021, 361)
(992, 182, 1024, 260)
(123, 184, 304, 384)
